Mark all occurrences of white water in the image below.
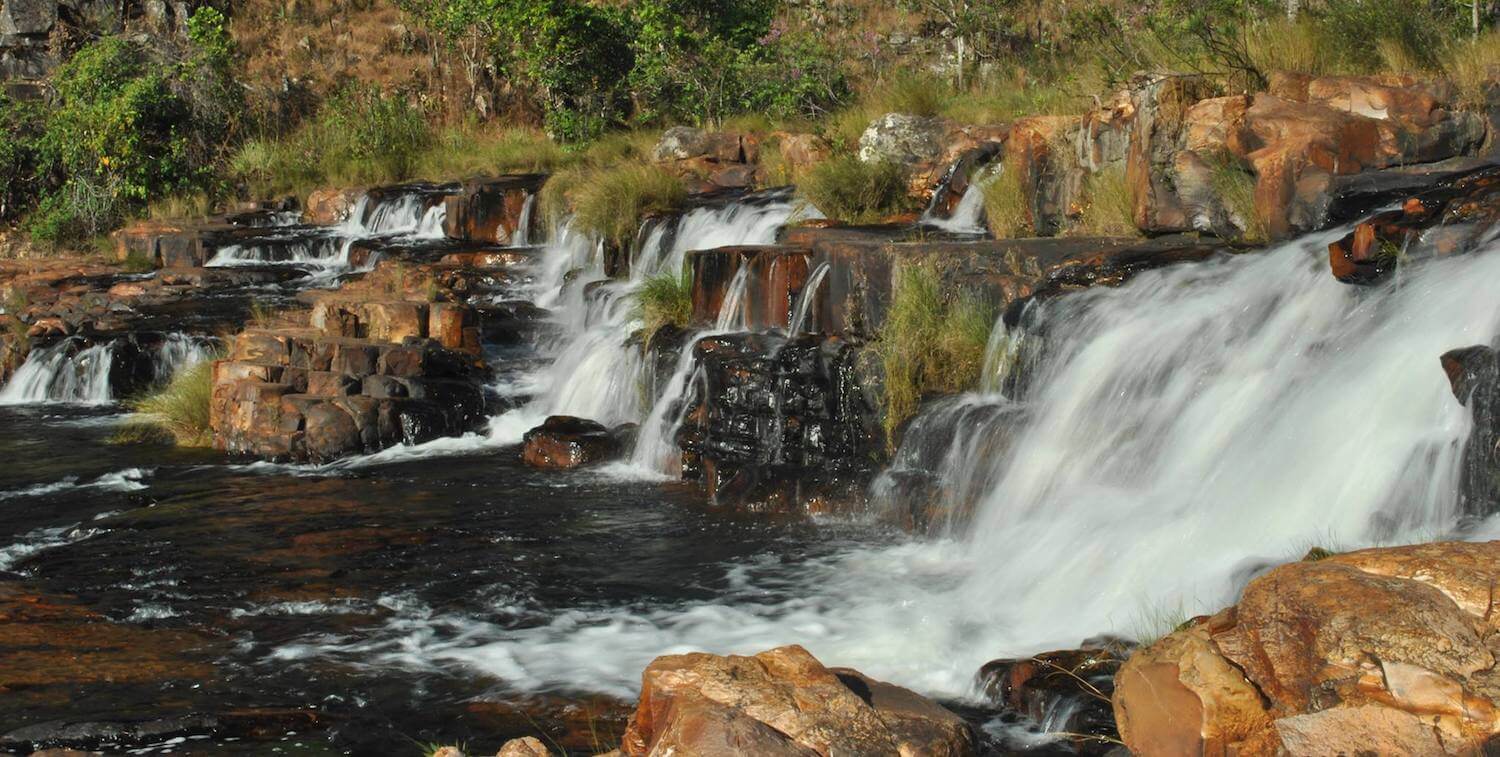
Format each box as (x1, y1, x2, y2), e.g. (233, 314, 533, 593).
(513, 194, 536, 247)
(0, 339, 117, 405)
(207, 189, 443, 271)
(787, 261, 831, 337)
(287, 226, 1500, 701)
(0, 333, 214, 405)
(922, 163, 999, 235)
(487, 197, 797, 446)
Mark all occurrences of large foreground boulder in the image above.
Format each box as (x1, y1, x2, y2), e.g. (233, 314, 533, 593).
(622, 645, 974, 756)
(1113, 541, 1500, 756)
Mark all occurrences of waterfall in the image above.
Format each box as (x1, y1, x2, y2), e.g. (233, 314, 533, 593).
(395, 227, 1500, 702)
(513, 193, 536, 247)
(208, 188, 447, 273)
(0, 333, 217, 405)
(715, 265, 752, 332)
(787, 261, 831, 337)
(206, 237, 348, 268)
(921, 163, 999, 235)
(488, 195, 796, 448)
(152, 334, 217, 382)
(0, 339, 117, 405)
(415, 204, 447, 239)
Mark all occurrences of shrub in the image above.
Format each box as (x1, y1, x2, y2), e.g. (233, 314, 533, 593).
(570, 163, 687, 246)
(799, 155, 911, 224)
(983, 161, 1032, 239)
(0, 95, 45, 222)
(317, 84, 432, 184)
(876, 263, 996, 446)
(1072, 167, 1138, 237)
(869, 71, 947, 118)
(637, 268, 693, 335)
(116, 359, 217, 446)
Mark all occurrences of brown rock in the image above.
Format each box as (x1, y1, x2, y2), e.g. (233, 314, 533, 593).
(304, 187, 361, 225)
(495, 737, 550, 757)
(1113, 541, 1500, 756)
(622, 645, 973, 756)
(521, 416, 622, 469)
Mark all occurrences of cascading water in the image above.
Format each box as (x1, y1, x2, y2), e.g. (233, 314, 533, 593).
(513, 194, 536, 247)
(0, 333, 217, 405)
(0, 339, 117, 405)
(921, 163, 1000, 235)
(787, 261, 831, 337)
(315, 225, 1500, 705)
(207, 189, 444, 272)
(488, 194, 797, 448)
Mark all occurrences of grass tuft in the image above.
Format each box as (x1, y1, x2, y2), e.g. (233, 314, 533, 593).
(1072, 166, 1138, 237)
(571, 164, 687, 247)
(876, 263, 996, 446)
(1209, 153, 1265, 244)
(637, 268, 693, 336)
(983, 161, 1032, 239)
(115, 359, 217, 447)
(799, 155, 911, 224)
(1442, 32, 1500, 110)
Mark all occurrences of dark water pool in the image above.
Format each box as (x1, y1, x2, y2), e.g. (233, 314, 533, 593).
(0, 404, 909, 755)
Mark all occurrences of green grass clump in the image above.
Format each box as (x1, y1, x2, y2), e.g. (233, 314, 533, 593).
(867, 71, 948, 118)
(116, 359, 217, 447)
(412, 125, 566, 180)
(799, 155, 911, 224)
(1442, 32, 1500, 110)
(570, 163, 687, 247)
(1209, 153, 1265, 244)
(983, 161, 1032, 239)
(637, 268, 693, 335)
(1072, 166, 1138, 237)
(876, 263, 996, 446)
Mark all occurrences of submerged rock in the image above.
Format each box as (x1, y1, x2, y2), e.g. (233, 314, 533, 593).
(1112, 540, 1500, 756)
(977, 643, 1130, 754)
(621, 645, 974, 756)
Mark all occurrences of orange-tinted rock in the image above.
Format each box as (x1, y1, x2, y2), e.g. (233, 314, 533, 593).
(441, 175, 545, 244)
(521, 416, 623, 469)
(495, 736, 551, 756)
(1113, 541, 1500, 756)
(304, 187, 361, 225)
(621, 645, 974, 756)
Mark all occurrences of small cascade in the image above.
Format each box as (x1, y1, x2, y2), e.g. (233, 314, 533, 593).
(489, 194, 796, 449)
(715, 265, 752, 332)
(513, 193, 536, 247)
(0, 339, 117, 405)
(921, 163, 999, 235)
(152, 334, 217, 382)
(206, 237, 348, 268)
(787, 261, 831, 336)
(345, 191, 431, 236)
(414, 204, 447, 239)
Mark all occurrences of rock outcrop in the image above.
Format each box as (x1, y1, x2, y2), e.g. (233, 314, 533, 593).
(1113, 541, 1500, 756)
(1442, 345, 1500, 518)
(621, 645, 975, 756)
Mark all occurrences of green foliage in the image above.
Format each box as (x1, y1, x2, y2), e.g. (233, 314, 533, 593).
(1442, 32, 1500, 110)
(0, 95, 46, 222)
(637, 268, 693, 335)
(869, 72, 947, 118)
(876, 264, 996, 446)
(1073, 167, 1138, 237)
(19, 26, 240, 248)
(799, 156, 912, 224)
(115, 359, 217, 447)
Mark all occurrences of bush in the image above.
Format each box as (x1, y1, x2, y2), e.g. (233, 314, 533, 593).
(0, 95, 46, 222)
(799, 155, 911, 224)
(868, 71, 947, 118)
(317, 84, 432, 184)
(1072, 166, 1138, 237)
(983, 161, 1032, 239)
(116, 359, 217, 446)
(876, 264, 996, 446)
(637, 268, 693, 335)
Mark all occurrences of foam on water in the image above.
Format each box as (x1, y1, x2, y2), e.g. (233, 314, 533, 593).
(279, 227, 1500, 701)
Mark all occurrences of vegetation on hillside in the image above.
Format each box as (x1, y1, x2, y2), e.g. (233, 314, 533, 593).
(2, 0, 1497, 254)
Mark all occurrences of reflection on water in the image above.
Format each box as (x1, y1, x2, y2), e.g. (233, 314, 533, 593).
(0, 405, 896, 754)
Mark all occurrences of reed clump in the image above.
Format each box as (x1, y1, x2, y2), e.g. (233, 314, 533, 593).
(798, 155, 911, 224)
(114, 359, 217, 447)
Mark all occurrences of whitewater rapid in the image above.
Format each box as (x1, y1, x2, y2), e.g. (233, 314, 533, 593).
(278, 224, 1500, 701)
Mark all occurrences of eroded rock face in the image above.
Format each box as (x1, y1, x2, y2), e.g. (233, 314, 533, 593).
(621, 645, 975, 756)
(1441, 345, 1500, 518)
(1113, 541, 1500, 756)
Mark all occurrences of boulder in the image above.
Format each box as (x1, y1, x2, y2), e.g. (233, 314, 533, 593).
(1442, 344, 1500, 517)
(303, 188, 361, 226)
(652, 126, 745, 163)
(621, 645, 974, 756)
(441, 175, 545, 244)
(0, 0, 57, 35)
(977, 644, 1127, 753)
(858, 113, 944, 170)
(1112, 541, 1500, 756)
(495, 737, 550, 756)
(520, 416, 623, 469)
